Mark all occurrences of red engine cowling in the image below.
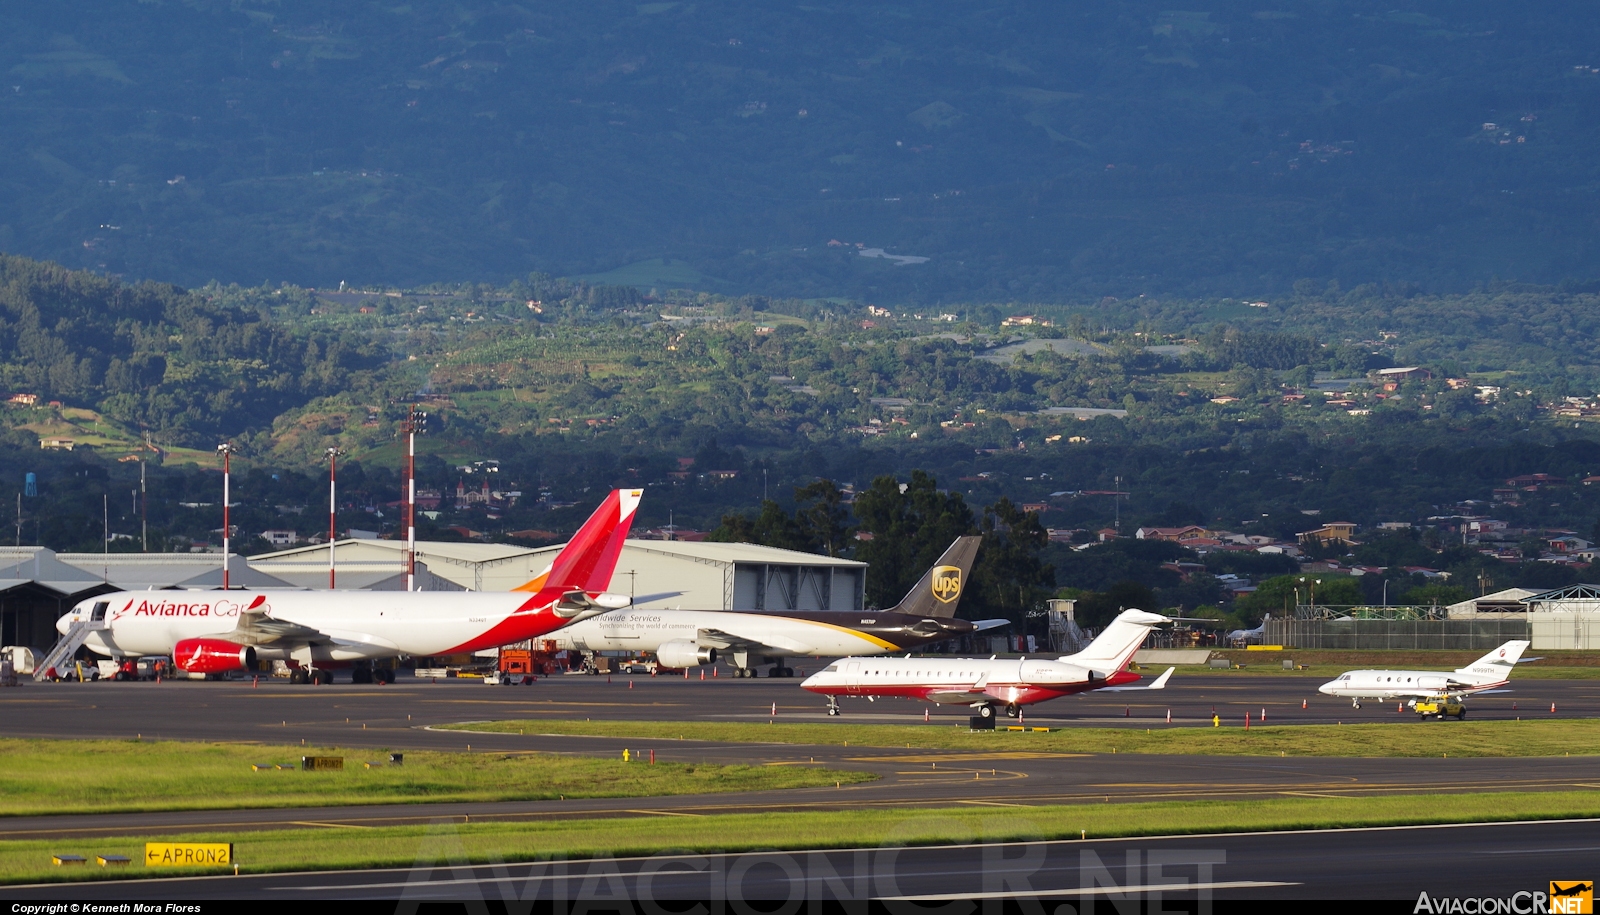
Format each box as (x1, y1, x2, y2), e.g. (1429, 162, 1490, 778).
(174, 638, 257, 674)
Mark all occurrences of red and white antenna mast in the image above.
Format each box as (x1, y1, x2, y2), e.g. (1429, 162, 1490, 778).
(326, 447, 343, 589)
(216, 442, 236, 590)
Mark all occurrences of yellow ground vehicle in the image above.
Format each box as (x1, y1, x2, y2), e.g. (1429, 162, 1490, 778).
(1413, 697, 1466, 720)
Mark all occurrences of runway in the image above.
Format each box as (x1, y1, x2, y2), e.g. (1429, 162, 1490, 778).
(2, 818, 1595, 901)
(3, 673, 1599, 846)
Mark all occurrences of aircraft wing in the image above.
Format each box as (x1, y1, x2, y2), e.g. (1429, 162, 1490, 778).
(230, 607, 323, 646)
(232, 605, 404, 653)
(695, 627, 815, 657)
(926, 688, 987, 704)
(1097, 667, 1175, 691)
(970, 618, 1012, 632)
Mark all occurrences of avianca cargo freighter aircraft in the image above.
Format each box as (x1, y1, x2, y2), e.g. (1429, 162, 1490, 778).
(53, 489, 643, 683)
(801, 608, 1175, 719)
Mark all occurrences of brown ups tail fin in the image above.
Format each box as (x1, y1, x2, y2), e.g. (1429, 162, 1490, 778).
(890, 535, 981, 619)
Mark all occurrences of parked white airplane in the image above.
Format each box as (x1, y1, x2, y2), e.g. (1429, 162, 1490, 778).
(1316, 640, 1531, 712)
(1226, 614, 1268, 645)
(47, 489, 643, 684)
(801, 608, 1175, 718)
(547, 537, 1000, 677)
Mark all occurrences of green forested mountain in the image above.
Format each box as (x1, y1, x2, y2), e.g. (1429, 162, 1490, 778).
(3, 2, 1600, 300)
(0, 255, 383, 443)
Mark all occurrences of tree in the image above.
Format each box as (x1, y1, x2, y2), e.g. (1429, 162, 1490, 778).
(964, 497, 1055, 628)
(1075, 581, 1158, 630)
(852, 471, 976, 609)
(707, 500, 809, 552)
(1235, 573, 1364, 619)
(793, 479, 854, 557)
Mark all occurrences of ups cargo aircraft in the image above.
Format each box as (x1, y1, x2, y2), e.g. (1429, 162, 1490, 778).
(1317, 639, 1532, 712)
(546, 536, 1002, 678)
(801, 608, 1175, 718)
(49, 489, 643, 684)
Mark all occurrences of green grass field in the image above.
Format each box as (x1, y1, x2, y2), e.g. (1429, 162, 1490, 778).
(448, 718, 1600, 758)
(10, 790, 1600, 885)
(0, 739, 873, 817)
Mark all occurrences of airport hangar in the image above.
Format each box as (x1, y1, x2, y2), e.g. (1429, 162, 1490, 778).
(0, 540, 866, 653)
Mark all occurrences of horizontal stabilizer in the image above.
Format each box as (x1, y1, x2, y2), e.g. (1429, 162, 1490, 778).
(971, 618, 1011, 632)
(1099, 666, 1175, 691)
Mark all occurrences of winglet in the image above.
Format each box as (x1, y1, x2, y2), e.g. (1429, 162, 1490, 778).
(1147, 666, 1175, 689)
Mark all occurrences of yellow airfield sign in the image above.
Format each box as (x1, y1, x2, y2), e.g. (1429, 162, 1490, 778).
(144, 843, 233, 867)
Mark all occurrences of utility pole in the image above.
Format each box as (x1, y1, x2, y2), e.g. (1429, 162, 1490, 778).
(140, 459, 147, 552)
(217, 443, 235, 589)
(102, 494, 108, 583)
(401, 409, 424, 592)
(1114, 475, 1122, 533)
(327, 447, 343, 589)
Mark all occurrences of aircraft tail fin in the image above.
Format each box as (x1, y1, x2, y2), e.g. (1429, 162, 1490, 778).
(1060, 609, 1168, 673)
(889, 536, 982, 618)
(1455, 639, 1530, 677)
(512, 490, 643, 595)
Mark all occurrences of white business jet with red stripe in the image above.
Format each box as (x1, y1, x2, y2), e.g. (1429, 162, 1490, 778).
(801, 608, 1175, 719)
(51, 489, 643, 683)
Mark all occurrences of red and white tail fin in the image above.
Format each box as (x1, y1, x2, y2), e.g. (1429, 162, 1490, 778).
(1060, 609, 1168, 673)
(513, 489, 642, 596)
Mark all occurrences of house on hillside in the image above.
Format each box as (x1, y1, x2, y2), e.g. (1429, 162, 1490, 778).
(1298, 522, 1358, 546)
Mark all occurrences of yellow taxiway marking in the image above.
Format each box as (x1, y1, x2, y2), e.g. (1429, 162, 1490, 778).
(289, 821, 377, 829)
(955, 800, 1038, 808)
(1276, 792, 1350, 799)
(623, 809, 706, 818)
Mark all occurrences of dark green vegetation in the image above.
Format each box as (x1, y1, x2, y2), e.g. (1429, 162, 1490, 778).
(4, 3, 1600, 299)
(6, 254, 1600, 632)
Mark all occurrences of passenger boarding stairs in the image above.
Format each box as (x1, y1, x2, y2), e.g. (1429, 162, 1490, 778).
(34, 618, 108, 681)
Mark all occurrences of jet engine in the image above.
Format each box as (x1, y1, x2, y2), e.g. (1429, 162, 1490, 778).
(174, 638, 257, 674)
(655, 640, 717, 669)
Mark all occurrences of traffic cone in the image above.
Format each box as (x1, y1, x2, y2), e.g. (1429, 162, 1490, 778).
(684, 668, 689, 679)
(1397, 702, 1403, 713)
(1124, 706, 1129, 717)
(1245, 712, 1250, 730)
(1552, 702, 1557, 713)
(712, 667, 718, 678)
(771, 701, 777, 716)
(1261, 708, 1266, 721)
(1165, 709, 1171, 723)
(1301, 699, 1307, 709)
(252, 676, 258, 689)
(924, 708, 929, 722)
(700, 669, 705, 680)
(628, 679, 633, 689)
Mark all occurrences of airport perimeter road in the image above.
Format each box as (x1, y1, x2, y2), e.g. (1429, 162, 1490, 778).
(2, 818, 1594, 901)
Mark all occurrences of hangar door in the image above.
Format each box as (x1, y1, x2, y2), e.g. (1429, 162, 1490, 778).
(731, 564, 862, 613)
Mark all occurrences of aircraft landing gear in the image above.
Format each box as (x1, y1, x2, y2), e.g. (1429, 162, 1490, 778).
(826, 697, 841, 717)
(1005, 703, 1020, 719)
(289, 668, 309, 685)
(1351, 699, 1361, 709)
(975, 703, 996, 719)
(312, 669, 334, 685)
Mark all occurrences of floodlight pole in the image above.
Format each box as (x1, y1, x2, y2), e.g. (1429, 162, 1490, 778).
(327, 447, 343, 589)
(218, 443, 235, 589)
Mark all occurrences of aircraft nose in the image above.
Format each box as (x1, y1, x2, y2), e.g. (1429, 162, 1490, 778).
(56, 613, 74, 636)
(1316, 682, 1333, 694)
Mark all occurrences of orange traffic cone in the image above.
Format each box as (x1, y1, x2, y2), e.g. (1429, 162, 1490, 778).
(1301, 699, 1307, 709)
